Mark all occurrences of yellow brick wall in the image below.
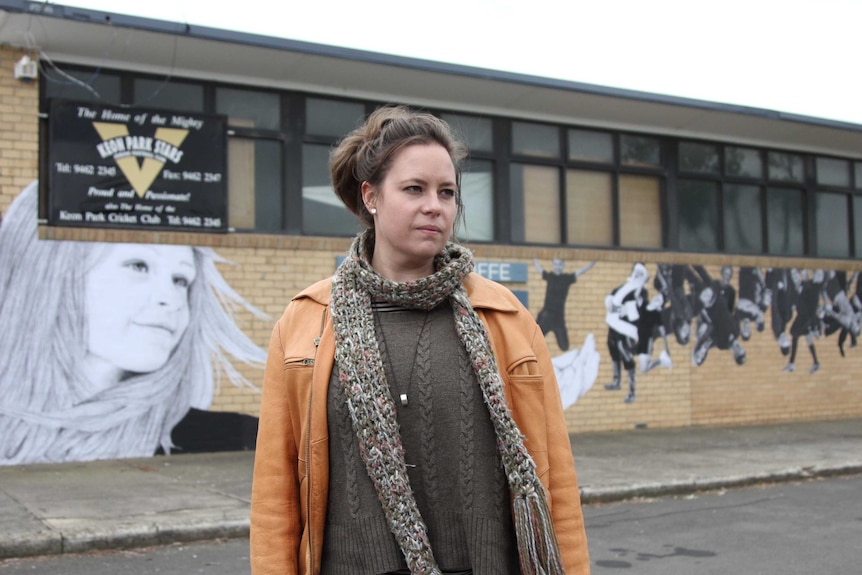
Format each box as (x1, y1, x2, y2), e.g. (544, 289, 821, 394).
(4, 45, 861, 435)
(0, 47, 39, 212)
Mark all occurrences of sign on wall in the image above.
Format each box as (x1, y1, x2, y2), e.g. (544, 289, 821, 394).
(47, 100, 228, 232)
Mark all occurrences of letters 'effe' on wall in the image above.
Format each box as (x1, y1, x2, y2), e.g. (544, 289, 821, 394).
(46, 100, 228, 232)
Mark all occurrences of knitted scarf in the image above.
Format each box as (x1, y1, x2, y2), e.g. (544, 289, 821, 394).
(330, 230, 564, 575)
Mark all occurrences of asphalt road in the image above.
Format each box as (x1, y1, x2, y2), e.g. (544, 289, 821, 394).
(1, 474, 859, 574)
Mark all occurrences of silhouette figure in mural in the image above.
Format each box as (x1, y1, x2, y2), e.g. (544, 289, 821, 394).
(689, 266, 746, 367)
(735, 266, 769, 340)
(0, 182, 267, 465)
(821, 270, 860, 356)
(652, 263, 699, 347)
(716, 265, 737, 315)
(765, 267, 795, 356)
(784, 269, 826, 375)
(534, 257, 595, 351)
(604, 263, 650, 403)
(630, 266, 674, 376)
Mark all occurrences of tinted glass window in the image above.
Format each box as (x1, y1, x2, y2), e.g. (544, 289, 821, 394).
(217, 87, 280, 130)
(725, 146, 762, 178)
(512, 122, 559, 158)
(766, 187, 804, 255)
(621, 134, 660, 167)
(442, 113, 493, 153)
(815, 192, 849, 258)
(816, 157, 850, 187)
(677, 179, 718, 251)
(724, 184, 762, 253)
(306, 98, 365, 138)
(460, 159, 494, 241)
(43, 70, 121, 104)
(302, 143, 360, 236)
(679, 141, 719, 173)
(568, 129, 613, 163)
(767, 152, 804, 182)
(133, 79, 203, 112)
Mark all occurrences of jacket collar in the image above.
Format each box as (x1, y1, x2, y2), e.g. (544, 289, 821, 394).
(293, 272, 520, 313)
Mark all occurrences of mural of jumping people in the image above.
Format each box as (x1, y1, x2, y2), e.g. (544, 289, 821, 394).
(534, 257, 595, 351)
(653, 263, 698, 346)
(765, 267, 795, 356)
(634, 289, 674, 375)
(821, 270, 861, 356)
(735, 266, 769, 340)
(784, 269, 826, 375)
(604, 263, 650, 403)
(689, 265, 746, 367)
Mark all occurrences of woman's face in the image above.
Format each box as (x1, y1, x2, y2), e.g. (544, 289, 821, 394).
(363, 143, 458, 281)
(84, 244, 197, 379)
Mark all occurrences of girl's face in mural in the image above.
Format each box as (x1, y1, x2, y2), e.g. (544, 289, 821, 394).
(84, 244, 197, 382)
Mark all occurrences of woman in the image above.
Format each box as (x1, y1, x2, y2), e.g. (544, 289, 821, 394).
(0, 182, 267, 464)
(251, 106, 589, 574)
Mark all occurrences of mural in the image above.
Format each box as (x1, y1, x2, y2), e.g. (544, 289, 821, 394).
(3, 176, 860, 462)
(0, 182, 267, 465)
(534, 258, 862, 406)
(534, 257, 594, 351)
(533, 258, 600, 409)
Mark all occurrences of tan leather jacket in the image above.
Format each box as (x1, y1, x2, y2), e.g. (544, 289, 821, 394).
(250, 273, 590, 574)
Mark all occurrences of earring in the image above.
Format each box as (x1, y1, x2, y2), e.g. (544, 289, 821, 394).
(369, 207, 377, 215)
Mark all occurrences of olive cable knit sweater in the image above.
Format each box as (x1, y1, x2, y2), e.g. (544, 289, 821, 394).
(321, 302, 520, 575)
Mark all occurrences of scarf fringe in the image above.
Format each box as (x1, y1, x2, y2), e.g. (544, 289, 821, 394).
(513, 487, 566, 575)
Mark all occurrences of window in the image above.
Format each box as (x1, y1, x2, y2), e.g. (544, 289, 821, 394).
(621, 134, 660, 167)
(568, 129, 613, 163)
(816, 157, 850, 187)
(620, 175, 662, 248)
(512, 122, 559, 158)
(855, 196, 862, 256)
(133, 79, 203, 112)
(216, 87, 280, 130)
(816, 192, 849, 258)
(679, 141, 719, 174)
(566, 170, 613, 246)
(767, 152, 804, 183)
(723, 184, 763, 254)
(43, 70, 121, 104)
(442, 113, 493, 153)
(40, 64, 862, 255)
(511, 164, 560, 243)
(460, 159, 494, 242)
(767, 188, 804, 255)
(306, 98, 364, 138)
(725, 146, 762, 178)
(228, 138, 282, 231)
(677, 179, 718, 251)
(302, 144, 360, 236)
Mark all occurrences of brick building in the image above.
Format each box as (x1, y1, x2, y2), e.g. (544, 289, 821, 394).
(1, 1, 860, 463)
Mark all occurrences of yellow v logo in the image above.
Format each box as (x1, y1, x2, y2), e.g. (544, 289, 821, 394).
(92, 123, 189, 197)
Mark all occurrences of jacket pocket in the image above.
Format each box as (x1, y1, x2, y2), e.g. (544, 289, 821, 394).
(285, 356, 316, 369)
(507, 371, 550, 478)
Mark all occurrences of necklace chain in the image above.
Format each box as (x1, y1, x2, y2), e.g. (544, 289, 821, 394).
(375, 308, 430, 407)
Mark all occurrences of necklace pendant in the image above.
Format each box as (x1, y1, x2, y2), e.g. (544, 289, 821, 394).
(399, 393, 409, 407)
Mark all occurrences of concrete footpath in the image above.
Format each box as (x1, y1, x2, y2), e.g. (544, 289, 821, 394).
(1, 417, 860, 560)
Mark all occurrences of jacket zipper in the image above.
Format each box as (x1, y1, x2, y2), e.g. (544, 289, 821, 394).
(306, 306, 327, 574)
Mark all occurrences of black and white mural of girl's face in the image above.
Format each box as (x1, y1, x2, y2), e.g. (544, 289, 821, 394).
(83, 244, 196, 383)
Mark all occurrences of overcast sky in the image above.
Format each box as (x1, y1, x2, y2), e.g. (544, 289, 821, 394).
(57, 0, 862, 126)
